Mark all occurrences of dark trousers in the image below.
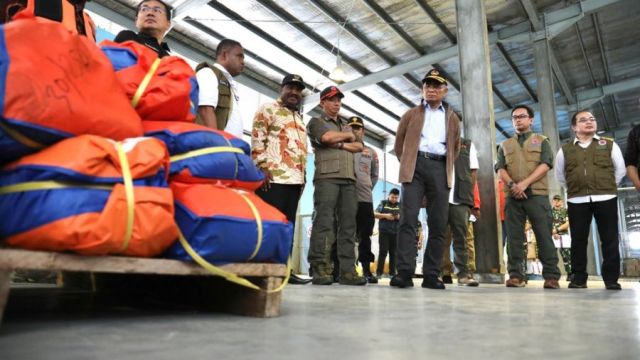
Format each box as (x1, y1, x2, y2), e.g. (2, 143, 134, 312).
(356, 202, 375, 271)
(307, 179, 358, 274)
(505, 195, 560, 280)
(256, 183, 303, 254)
(567, 198, 620, 283)
(376, 231, 397, 276)
(397, 156, 449, 276)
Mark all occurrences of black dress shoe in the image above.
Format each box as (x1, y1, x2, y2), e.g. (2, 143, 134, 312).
(390, 271, 414, 288)
(288, 272, 312, 285)
(365, 274, 378, 284)
(421, 275, 445, 290)
(568, 281, 587, 289)
(605, 282, 622, 290)
(442, 275, 453, 284)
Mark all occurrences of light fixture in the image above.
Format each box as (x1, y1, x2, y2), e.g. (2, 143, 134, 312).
(330, 53, 346, 82)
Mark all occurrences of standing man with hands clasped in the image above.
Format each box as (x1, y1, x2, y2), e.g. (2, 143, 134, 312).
(306, 86, 366, 286)
(251, 74, 309, 284)
(554, 110, 625, 290)
(496, 105, 561, 289)
(391, 69, 461, 290)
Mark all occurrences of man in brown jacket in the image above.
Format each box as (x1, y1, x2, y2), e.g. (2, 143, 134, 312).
(391, 69, 461, 289)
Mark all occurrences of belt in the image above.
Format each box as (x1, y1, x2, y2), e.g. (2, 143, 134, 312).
(418, 151, 446, 161)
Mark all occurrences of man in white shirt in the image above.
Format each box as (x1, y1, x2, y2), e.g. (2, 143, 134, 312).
(554, 110, 626, 290)
(195, 39, 245, 138)
(441, 138, 480, 286)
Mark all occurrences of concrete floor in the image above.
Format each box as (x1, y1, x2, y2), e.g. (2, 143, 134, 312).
(1, 280, 639, 360)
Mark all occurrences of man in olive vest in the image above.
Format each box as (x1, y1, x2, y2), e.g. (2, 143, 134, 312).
(306, 86, 366, 286)
(554, 110, 625, 290)
(441, 138, 480, 287)
(495, 104, 561, 289)
(195, 39, 245, 138)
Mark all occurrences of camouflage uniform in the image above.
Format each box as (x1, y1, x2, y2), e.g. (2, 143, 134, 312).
(552, 207, 571, 274)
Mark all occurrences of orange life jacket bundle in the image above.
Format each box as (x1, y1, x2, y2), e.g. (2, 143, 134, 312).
(100, 40, 199, 123)
(0, 135, 178, 257)
(2, 0, 95, 41)
(165, 183, 292, 264)
(143, 121, 264, 190)
(0, 16, 143, 163)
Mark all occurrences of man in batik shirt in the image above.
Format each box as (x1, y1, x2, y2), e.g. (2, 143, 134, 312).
(251, 73, 309, 284)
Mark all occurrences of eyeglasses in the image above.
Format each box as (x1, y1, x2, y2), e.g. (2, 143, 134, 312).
(511, 114, 530, 120)
(140, 5, 165, 14)
(577, 117, 596, 123)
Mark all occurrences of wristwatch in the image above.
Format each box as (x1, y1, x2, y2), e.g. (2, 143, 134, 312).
(508, 181, 515, 188)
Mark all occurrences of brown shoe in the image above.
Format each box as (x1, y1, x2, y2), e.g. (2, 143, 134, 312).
(506, 276, 526, 287)
(543, 278, 560, 289)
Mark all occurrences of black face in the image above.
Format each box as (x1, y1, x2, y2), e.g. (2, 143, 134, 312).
(280, 84, 303, 110)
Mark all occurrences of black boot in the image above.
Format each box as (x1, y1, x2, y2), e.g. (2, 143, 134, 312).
(390, 270, 414, 288)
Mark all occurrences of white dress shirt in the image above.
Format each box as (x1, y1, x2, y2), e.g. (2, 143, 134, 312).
(196, 63, 244, 138)
(554, 135, 626, 204)
(419, 103, 446, 155)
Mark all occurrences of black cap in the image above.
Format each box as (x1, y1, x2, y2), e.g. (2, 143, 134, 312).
(282, 74, 305, 89)
(422, 69, 447, 85)
(553, 194, 563, 200)
(347, 116, 364, 128)
(320, 86, 344, 101)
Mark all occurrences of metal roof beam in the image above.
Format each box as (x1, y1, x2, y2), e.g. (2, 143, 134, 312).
(304, 0, 620, 106)
(495, 43, 537, 102)
(172, 0, 211, 21)
(307, 0, 423, 91)
(248, 0, 416, 109)
(592, 12, 620, 127)
(493, 75, 640, 120)
(520, 0, 576, 104)
(414, 0, 457, 44)
(202, 1, 401, 129)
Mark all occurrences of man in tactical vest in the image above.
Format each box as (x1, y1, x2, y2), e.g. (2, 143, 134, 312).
(496, 104, 561, 289)
(554, 110, 626, 290)
(374, 188, 401, 278)
(306, 86, 366, 286)
(114, 0, 172, 57)
(441, 138, 480, 287)
(195, 39, 245, 138)
(348, 116, 380, 283)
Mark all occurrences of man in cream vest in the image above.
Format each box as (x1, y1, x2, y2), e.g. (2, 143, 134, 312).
(495, 105, 561, 289)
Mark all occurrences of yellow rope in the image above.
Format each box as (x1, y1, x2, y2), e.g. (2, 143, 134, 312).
(0, 121, 46, 149)
(115, 142, 135, 253)
(169, 146, 243, 162)
(177, 229, 290, 293)
(131, 58, 161, 108)
(235, 190, 263, 261)
(0, 181, 111, 195)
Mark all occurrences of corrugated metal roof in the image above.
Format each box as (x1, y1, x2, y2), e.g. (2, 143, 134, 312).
(93, 0, 640, 146)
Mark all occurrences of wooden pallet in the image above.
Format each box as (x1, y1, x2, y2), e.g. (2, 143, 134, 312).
(0, 248, 287, 324)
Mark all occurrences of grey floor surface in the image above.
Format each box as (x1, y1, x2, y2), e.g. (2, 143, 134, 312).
(1, 279, 639, 360)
